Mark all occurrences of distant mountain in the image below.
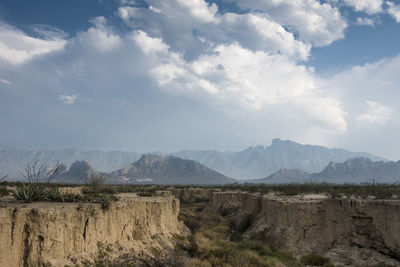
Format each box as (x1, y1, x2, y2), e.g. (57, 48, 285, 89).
(110, 154, 236, 185)
(54, 160, 97, 183)
(173, 139, 385, 179)
(312, 157, 400, 184)
(248, 169, 311, 184)
(0, 147, 141, 180)
(0, 139, 385, 180)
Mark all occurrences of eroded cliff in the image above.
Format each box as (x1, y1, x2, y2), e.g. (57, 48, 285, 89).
(203, 191, 400, 266)
(0, 193, 185, 266)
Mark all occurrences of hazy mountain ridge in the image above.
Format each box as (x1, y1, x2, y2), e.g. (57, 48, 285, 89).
(172, 139, 385, 179)
(249, 157, 400, 184)
(312, 157, 400, 184)
(110, 154, 235, 185)
(0, 139, 385, 180)
(248, 169, 311, 184)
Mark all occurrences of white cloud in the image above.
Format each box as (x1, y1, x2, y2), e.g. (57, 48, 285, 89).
(387, 1, 400, 22)
(232, 0, 348, 46)
(217, 13, 311, 61)
(133, 32, 347, 132)
(58, 94, 77, 105)
(118, 1, 312, 61)
(356, 17, 375, 26)
(356, 100, 393, 124)
(118, 6, 139, 21)
(175, 0, 218, 23)
(343, 0, 383, 14)
(77, 17, 121, 53)
(0, 79, 10, 84)
(0, 22, 67, 65)
(131, 30, 169, 54)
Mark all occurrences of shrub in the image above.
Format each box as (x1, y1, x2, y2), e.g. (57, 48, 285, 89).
(13, 160, 64, 202)
(46, 187, 62, 201)
(0, 186, 9, 197)
(98, 194, 116, 210)
(13, 183, 38, 202)
(300, 254, 331, 266)
(85, 174, 106, 194)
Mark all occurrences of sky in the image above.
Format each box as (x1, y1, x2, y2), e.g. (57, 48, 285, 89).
(1, 0, 400, 159)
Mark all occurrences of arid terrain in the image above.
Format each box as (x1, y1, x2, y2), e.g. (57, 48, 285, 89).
(1, 182, 400, 267)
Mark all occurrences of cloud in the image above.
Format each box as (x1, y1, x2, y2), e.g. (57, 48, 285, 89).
(231, 0, 348, 46)
(133, 31, 347, 132)
(131, 30, 169, 54)
(343, 0, 383, 14)
(5, 0, 400, 158)
(0, 22, 67, 65)
(58, 94, 77, 105)
(387, 2, 400, 22)
(356, 100, 393, 124)
(356, 17, 375, 26)
(77, 17, 122, 53)
(0, 79, 10, 84)
(175, 0, 218, 23)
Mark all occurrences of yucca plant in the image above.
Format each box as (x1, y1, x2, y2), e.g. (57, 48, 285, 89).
(13, 183, 37, 202)
(46, 187, 62, 202)
(14, 160, 65, 202)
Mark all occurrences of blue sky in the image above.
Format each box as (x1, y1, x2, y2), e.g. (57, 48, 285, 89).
(1, 0, 400, 159)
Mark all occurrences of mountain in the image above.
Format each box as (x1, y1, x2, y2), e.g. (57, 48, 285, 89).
(172, 139, 385, 179)
(54, 160, 97, 183)
(0, 147, 141, 180)
(0, 139, 385, 180)
(247, 169, 311, 184)
(110, 154, 236, 185)
(312, 157, 400, 184)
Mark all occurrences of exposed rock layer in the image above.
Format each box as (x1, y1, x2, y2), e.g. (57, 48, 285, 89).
(181, 189, 400, 266)
(0, 194, 183, 266)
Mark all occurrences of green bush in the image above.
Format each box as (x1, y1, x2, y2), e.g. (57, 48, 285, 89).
(46, 187, 62, 201)
(13, 183, 38, 202)
(98, 194, 116, 210)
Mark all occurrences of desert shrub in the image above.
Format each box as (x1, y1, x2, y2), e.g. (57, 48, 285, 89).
(0, 186, 9, 197)
(13, 183, 38, 202)
(98, 194, 117, 210)
(13, 160, 64, 202)
(180, 215, 201, 232)
(46, 187, 62, 201)
(85, 174, 107, 194)
(300, 254, 331, 266)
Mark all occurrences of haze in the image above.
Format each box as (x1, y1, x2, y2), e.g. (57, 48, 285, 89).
(1, 0, 400, 160)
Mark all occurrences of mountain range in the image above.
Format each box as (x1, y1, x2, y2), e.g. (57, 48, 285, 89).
(249, 157, 400, 184)
(109, 154, 235, 185)
(311, 157, 400, 184)
(0, 139, 385, 180)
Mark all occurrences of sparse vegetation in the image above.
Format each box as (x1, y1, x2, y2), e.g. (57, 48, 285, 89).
(176, 202, 303, 267)
(85, 173, 107, 194)
(0, 175, 9, 196)
(300, 254, 332, 266)
(13, 160, 64, 202)
(98, 194, 117, 210)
